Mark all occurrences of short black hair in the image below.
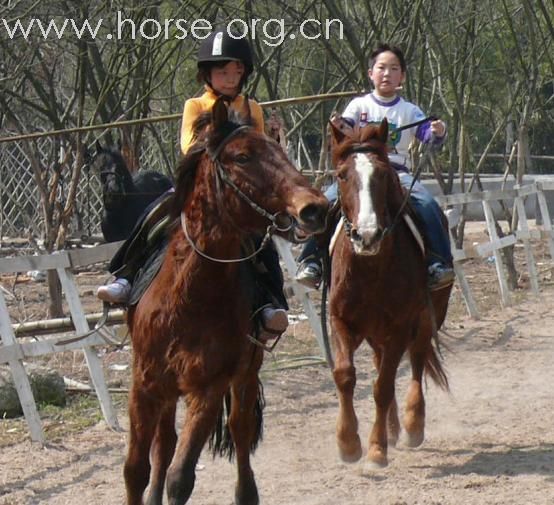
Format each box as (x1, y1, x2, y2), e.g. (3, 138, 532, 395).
(369, 44, 407, 73)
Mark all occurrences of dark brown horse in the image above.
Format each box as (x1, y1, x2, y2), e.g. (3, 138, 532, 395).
(327, 118, 451, 472)
(123, 98, 328, 505)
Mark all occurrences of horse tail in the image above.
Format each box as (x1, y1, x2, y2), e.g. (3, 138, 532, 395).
(424, 341, 449, 391)
(423, 289, 450, 391)
(208, 379, 265, 461)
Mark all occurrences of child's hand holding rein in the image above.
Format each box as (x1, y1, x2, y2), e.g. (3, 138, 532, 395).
(430, 119, 446, 138)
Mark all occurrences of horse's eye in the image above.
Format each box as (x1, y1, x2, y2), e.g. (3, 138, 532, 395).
(235, 154, 250, 165)
(337, 171, 347, 181)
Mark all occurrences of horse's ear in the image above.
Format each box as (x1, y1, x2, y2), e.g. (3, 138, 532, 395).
(240, 94, 252, 125)
(329, 115, 353, 146)
(95, 140, 103, 154)
(377, 118, 389, 144)
(212, 96, 229, 130)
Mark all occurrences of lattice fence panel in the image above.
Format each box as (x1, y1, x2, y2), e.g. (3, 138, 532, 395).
(0, 121, 181, 242)
(0, 142, 43, 238)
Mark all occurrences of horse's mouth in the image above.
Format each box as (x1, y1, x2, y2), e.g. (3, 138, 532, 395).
(351, 228, 383, 256)
(276, 217, 320, 244)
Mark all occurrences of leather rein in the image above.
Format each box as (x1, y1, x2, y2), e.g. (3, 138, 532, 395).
(180, 125, 293, 263)
(338, 116, 437, 246)
(337, 144, 408, 246)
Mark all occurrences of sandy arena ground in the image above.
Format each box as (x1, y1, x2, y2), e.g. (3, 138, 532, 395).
(1, 224, 553, 504)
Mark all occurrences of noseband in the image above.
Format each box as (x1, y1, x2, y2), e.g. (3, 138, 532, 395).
(181, 124, 294, 264)
(97, 155, 127, 192)
(338, 145, 409, 247)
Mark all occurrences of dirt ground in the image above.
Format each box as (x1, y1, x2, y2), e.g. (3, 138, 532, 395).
(1, 224, 554, 505)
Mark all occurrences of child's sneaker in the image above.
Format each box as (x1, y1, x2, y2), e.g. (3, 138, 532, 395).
(428, 263, 455, 290)
(96, 278, 131, 304)
(260, 306, 288, 341)
(295, 260, 323, 290)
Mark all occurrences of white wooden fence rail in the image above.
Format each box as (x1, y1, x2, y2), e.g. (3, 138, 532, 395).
(3, 181, 554, 441)
(0, 241, 123, 443)
(436, 181, 554, 318)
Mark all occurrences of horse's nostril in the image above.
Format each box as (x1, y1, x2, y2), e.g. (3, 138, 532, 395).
(351, 228, 362, 241)
(299, 203, 326, 230)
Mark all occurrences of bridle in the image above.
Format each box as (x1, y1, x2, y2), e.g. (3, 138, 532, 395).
(96, 153, 128, 194)
(338, 144, 411, 247)
(337, 115, 439, 248)
(180, 124, 294, 263)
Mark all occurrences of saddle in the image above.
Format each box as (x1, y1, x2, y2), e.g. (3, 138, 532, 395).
(110, 192, 176, 307)
(127, 241, 169, 306)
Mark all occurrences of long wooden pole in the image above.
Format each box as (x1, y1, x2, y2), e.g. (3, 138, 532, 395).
(0, 90, 364, 144)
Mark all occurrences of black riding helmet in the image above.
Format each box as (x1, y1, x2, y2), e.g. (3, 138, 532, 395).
(197, 29, 254, 78)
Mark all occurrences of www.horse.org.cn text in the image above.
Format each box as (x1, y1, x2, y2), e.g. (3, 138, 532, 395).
(2, 14, 344, 46)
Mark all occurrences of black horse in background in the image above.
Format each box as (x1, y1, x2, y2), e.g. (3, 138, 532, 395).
(91, 142, 174, 242)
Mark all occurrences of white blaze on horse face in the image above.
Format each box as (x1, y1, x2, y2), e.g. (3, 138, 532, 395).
(354, 154, 378, 242)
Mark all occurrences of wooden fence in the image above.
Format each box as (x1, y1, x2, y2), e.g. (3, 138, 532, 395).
(0, 242, 123, 443)
(436, 181, 554, 318)
(3, 181, 554, 442)
(0, 237, 327, 443)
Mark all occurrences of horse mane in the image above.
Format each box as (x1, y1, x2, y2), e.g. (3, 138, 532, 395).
(170, 108, 255, 220)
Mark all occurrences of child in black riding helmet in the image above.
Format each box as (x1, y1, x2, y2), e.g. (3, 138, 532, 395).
(97, 30, 288, 340)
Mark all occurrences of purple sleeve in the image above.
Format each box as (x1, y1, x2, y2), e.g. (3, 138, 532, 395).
(416, 121, 445, 146)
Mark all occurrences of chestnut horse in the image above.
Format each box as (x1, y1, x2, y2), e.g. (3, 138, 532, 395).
(327, 118, 451, 472)
(123, 98, 328, 505)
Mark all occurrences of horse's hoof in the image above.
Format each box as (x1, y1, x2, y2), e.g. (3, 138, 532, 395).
(366, 445, 388, 470)
(404, 430, 425, 448)
(235, 484, 259, 505)
(361, 457, 388, 474)
(337, 438, 363, 463)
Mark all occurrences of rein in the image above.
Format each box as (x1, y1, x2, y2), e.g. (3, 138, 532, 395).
(350, 115, 438, 237)
(391, 115, 437, 134)
(338, 143, 422, 244)
(180, 125, 293, 264)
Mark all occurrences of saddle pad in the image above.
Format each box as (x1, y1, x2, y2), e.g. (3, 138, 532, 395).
(403, 214, 425, 256)
(128, 242, 169, 306)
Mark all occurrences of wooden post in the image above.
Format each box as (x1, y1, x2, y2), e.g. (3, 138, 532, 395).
(535, 182, 554, 261)
(0, 290, 44, 443)
(57, 267, 120, 431)
(272, 237, 330, 365)
(514, 185, 539, 295)
(482, 200, 512, 307)
(446, 207, 480, 319)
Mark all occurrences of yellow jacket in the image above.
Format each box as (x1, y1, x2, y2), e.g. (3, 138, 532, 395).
(180, 88, 265, 155)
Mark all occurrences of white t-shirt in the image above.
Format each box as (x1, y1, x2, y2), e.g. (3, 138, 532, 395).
(342, 93, 431, 170)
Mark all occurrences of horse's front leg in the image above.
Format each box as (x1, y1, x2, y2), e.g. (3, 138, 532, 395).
(372, 350, 400, 447)
(365, 341, 404, 471)
(145, 401, 178, 505)
(331, 317, 362, 463)
(124, 382, 162, 505)
(166, 390, 225, 505)
(229, 356, 264, 505)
